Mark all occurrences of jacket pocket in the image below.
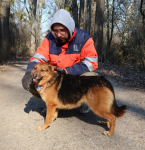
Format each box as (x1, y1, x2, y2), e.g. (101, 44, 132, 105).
(70, 54, 81, 61)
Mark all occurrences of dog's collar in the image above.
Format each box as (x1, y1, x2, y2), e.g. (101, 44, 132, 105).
(37, 85, 45, 92)
(36, 73, 59, 92)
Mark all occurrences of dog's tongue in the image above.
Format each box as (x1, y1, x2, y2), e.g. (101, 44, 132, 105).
(33, 79, 37, 82)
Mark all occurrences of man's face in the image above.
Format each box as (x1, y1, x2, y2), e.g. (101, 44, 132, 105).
(52, 23, 70, 44)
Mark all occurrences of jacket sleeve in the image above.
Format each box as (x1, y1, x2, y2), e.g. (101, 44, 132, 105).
(65, 38, 98, 76)
(26, 37, 50, 73)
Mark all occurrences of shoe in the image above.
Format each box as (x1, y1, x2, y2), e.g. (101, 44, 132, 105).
(79, 104, 90, 114)
(41, 108, 46, 114)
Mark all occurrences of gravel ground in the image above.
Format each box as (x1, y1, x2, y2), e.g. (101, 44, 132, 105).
(0, 59, 145, 150)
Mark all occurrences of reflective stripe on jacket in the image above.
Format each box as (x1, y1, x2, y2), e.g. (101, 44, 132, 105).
(28, 28, 98, 76)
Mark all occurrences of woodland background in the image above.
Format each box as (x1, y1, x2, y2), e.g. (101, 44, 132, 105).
(0, 0, 145, 72)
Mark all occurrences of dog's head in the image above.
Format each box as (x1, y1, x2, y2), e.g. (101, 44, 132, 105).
(31, 63, 56, 85)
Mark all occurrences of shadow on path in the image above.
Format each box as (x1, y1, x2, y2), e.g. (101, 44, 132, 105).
(24, 97, 108, 131)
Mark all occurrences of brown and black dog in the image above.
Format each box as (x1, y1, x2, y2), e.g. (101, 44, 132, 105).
(31, 62, 126, 135)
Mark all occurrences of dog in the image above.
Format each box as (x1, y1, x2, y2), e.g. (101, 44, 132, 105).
(31, 62, 126, 135)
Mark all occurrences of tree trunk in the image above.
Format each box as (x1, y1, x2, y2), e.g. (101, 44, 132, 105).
(86, 0, 91, 34)
(36, 2, 42, 48)
(79, 0, 85, 29)
(84, 0, 87, 31)
(105, 0, 115, 62)
(18, 20, 22, 55)
(36, 0, 44, 48)
(106, 0, 109, 61)
(37, 21, 41, 47)
(139, 0, 145, 70)
(72, 0, 78, 28)
(0, 0, 10, 64)
(18, 1, 22, 56)
(90, 0, 96, 38)
(94, 0, 104, 61)
(30, 21, 36, 56)
(64, 0, 72, 14)
(28, 0, 37, 56)
(122, 0, 134, 45)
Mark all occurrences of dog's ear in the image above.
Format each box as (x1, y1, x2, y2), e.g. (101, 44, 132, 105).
(51, 65, 57, 71)
(33, 63, 37, 69)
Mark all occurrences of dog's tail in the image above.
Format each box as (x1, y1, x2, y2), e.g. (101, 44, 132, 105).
(111, 100, 127, 117)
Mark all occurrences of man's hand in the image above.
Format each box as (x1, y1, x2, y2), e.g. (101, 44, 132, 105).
(56, 67, 66, 74)
(22, 72, 32, 91)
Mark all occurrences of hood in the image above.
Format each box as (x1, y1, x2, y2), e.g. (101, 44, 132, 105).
(50, 9, 75, 38)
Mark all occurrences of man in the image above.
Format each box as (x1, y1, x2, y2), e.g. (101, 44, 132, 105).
(22, 9, 98, 114)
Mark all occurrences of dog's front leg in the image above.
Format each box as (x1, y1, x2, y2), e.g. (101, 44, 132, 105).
(37, 103, 57, 131)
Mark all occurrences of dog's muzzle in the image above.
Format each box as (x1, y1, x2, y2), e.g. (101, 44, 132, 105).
(32, 73, 43, 83)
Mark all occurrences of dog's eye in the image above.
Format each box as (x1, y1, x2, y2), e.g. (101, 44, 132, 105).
(46, 69, 48, 71)
(41, 69, 45, 72)
(34, 67, 37, 70)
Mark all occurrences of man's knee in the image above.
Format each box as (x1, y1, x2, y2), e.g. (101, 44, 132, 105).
(80, 71, 98, 76)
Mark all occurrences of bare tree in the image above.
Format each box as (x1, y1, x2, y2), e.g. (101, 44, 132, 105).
(79, 0, 85, 29)
(0, 0, 10, 63)
(86, 0, 91, 34)
(140, 0, 145, 39)
(90, 0, 96, 38)
(54, 0, 65, 10)
(10, 0, 32, 56)
(22, 0, 37, 56)
(64, 0, 72, 13)
(94, 0, 104, 61)
(72, 0, 78, 28)
(104, 0, 115, 62)
(139, 0, 145, 70)
(122, 0, 134, 45)
(36, 0, 45, 47)
(30, 0, 37, 56)
(16, 0, 25, 55)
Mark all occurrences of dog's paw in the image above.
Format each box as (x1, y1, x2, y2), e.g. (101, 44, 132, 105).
(37, 125, 45, 131)
(103, 131, 112, 136)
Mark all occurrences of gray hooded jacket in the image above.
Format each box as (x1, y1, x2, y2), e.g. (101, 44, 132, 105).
(50, 9, 75, 38)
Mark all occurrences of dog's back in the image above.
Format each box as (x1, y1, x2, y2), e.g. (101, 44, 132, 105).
(58, 75, 113, 104)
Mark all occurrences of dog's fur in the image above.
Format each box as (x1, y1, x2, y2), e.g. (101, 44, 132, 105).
(31, 62, 126, 135)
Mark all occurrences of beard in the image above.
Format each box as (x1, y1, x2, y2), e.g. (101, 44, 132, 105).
(59, 37, 69, 44)
(52, 31, 70, 45)
(58, 35, 70, 44)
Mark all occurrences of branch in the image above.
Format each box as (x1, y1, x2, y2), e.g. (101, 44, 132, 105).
(109, 0, 115, 44)
(140, 0, 145, 17)
(19, 0, 31, 20)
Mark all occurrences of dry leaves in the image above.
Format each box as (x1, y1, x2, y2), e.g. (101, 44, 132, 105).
(97, 63, 145, 90)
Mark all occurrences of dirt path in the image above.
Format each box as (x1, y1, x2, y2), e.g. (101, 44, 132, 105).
(0, 59, 145, 150)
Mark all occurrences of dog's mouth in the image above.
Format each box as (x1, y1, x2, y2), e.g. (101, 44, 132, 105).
(32, 77, 43, 83)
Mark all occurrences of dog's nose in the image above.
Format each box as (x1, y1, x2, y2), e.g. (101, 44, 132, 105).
(33, 72, 37, 78)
